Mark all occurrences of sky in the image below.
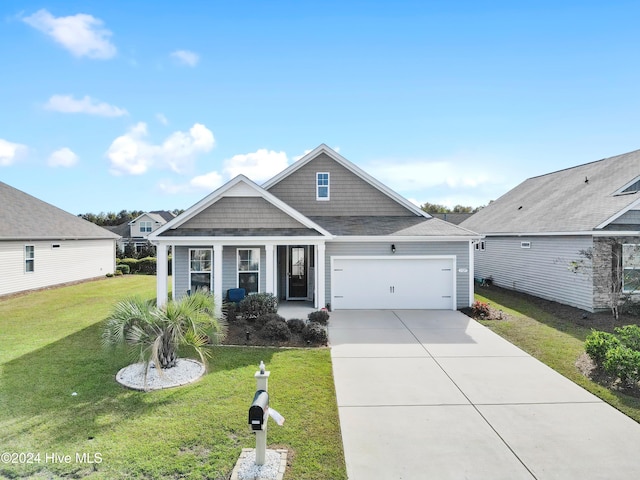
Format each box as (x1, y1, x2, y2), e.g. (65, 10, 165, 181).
(2, 1, 640, 215)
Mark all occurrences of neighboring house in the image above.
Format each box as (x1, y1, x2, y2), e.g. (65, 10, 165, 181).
(149, 144, 480, 312)
(460, 148, 640, 312)
(430, 213, 475, 225)
(0, 181, 120, 297)
(107, 211, 175, 254)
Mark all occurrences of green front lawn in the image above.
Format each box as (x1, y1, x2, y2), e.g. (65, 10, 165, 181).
(476, 288, 640, 423)
(0, 276, 346, 479)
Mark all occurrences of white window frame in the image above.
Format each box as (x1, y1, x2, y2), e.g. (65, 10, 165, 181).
(140, 221, 152, 233)
(25, 245, 35, 273)
(316, 172, 330, 201)
(189, 248, 212, 292)
(521, 241, 531, 249)
(237, 248, 260, 294)
(622, 244, 640, 293)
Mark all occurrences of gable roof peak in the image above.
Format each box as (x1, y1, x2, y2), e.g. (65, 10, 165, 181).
(263, 144, 430, 218)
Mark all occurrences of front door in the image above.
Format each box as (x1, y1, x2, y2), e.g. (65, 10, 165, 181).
(288, 246, 308, 299)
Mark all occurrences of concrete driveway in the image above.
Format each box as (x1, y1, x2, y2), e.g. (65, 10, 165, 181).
(328, 310, 640, 480)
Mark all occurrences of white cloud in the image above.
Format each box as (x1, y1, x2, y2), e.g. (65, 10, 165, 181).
(45, 94, 127, 117)
(161, 124, 215, 173)
(157, 171, 223, 195)
(0, 139, 27, 166)
(48, 147, 78, 167)
(23, 9, 116, 59)
(223, 149, 289, 182)
(190, 171, 224, 190)
(170, 50, 199, 67)
(106, 122, 215, 176)
(156, 113, 169, 126)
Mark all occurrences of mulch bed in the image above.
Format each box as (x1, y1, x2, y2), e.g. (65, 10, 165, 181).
(222, 317, 325, 348)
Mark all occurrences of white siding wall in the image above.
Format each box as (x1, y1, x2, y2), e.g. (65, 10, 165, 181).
(0, 239, 116, 296)
(475, 236, 594, 311)
(325, 241, 471, 309)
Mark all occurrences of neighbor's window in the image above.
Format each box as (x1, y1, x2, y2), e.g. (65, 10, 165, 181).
(622, 244, 640, 293)
(140, 221, 152, 233)
(189, 248, 212, 292)
(238, 248, 260, 294)
(316, 172, 330, 200)
(25, 245, 34, 273)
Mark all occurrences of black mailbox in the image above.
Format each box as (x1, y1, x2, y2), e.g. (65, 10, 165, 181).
(248, 390, 269, 431)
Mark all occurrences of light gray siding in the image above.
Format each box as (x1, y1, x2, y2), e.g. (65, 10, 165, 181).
(325, 241, 471, 309)
(174, 246, 190, 299)
(0, 239, 116, 297)
(266, 153, 414, 217)
(181, 197, 307, 229)
(174, 245, 266, 300)
(222, 246, 267, 295)
(476, 236, 594, 311)
(609, 209, 640, 226)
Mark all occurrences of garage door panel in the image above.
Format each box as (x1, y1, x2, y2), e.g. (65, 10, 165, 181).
(332, 257, 455, 310)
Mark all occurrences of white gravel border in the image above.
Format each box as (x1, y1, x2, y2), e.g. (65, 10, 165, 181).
(230, 448, 288, 480)
(116, 359, 205, 391)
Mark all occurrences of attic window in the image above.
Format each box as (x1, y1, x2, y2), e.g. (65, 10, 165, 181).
(316, 172, 330, 200)
(521, 241, 531, 249)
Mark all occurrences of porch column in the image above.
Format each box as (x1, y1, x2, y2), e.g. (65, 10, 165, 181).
(156, 243, 169, 307)
(316, 242, 326, 309)
(265, 244, 275, 295)
(213, 244, 223, 316)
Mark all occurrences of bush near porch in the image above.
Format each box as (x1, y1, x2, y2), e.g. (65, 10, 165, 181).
(0, 276, 346, 479)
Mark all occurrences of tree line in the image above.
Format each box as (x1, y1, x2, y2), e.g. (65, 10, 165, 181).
(78, 209, 184, 226)
(419, 203, 484, 214)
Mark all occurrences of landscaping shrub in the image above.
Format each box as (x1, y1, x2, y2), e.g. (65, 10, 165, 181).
(118, 258, 139, 274)
(287, 318, 306, 333)
(137, 256, 157, 275)
(471, 300, 491, 319)
(615, 325, 640, 352)
(261, 318, 291, 341)
(116, 264, 130, 275)
(603, 345, 640, 386)
(585, 330, 621, 364)
(303, 322, 328, 345)
(238, 293, 278, 320)
(224, 302, 237, 322)
(256, 313, 286, 329)
(308, 309, 330, 325)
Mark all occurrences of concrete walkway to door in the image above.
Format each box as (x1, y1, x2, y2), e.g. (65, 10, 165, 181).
(328, 310, 640, 480)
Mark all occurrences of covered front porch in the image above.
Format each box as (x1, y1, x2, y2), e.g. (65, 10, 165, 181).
(155, 239, 326, 314)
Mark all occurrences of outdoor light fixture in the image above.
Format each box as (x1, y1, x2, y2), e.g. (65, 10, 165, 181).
(391, 244, 396, 253)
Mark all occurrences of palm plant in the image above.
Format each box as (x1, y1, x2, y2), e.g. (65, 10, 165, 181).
(102, 291, 227, 370)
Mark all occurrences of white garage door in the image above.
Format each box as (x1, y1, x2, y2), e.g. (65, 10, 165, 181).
(331, 256, 455, 310)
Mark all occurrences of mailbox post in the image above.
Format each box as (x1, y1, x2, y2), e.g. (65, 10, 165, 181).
(252, 361, 270, 465)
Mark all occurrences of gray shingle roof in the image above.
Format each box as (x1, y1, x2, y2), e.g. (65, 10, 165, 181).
(309, 216, 478, 236)
(0, 181, 120, 240)
(461, 149, 640, 234)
